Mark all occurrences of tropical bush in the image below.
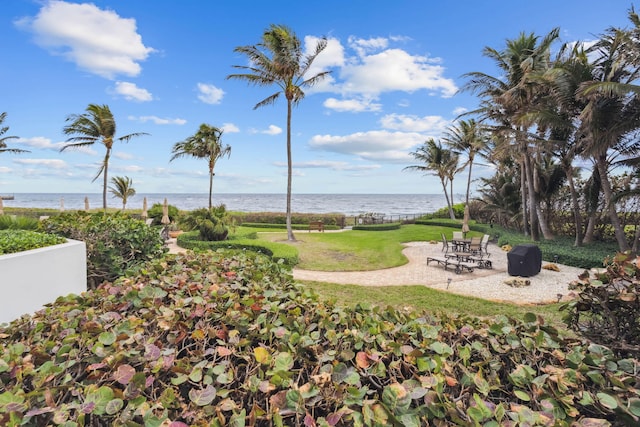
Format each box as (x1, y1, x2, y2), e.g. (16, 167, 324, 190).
(177, 231, 298, 266)
(0, 230, 65, 255)
(40, 212, 166, 288)
(0, 215, 39, 230)
(352, 222, 401, 231)
(234, 212, 346, 228)
(0, 250, 638, 425)
(562, 251, 640, 358)
(147, 202, 180, 225)
(240, 222, 340, 231)
(179, 205, 231, 241)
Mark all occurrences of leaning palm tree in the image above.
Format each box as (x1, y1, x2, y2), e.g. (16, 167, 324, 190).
(0, 112, 29, 154)
(61, 104, 148, 210)
(405, 139, 459, 220)
(227, 24, 330, 241)
(109, 176, 136, 211)
(170, 124, 231, 209)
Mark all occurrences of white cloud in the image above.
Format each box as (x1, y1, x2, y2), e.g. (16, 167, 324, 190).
(114, 81, 153, 101)
(114, 152, 134, 160)
(348, 36, 389, 56)
(304, 36, 345, 93)
(18, 137, 98, 155)
(323, 97, 382, 113)
(379, 114, 450, 133)
(112, 164, 143, 173)
(0, 167, 12, 174)
(197, 83, 224, 104)
(13, 158, 68, 169)
(250, 125, 282, 135)
(452, 107, 468, 117)
(309, 130, 424, 162)
(221, 123, 240, 133)
(129, 115, 187, 125)
(15, 0, 154, 79)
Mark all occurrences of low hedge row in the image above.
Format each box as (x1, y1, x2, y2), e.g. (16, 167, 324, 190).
(241, 222, 341, 231)
(176, 231, 299, 266)
(233, 212, 346, 227)
(352, 222, 402, 231)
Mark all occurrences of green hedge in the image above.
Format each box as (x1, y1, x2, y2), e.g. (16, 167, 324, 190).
(233, 212, 346, 227)
(0, 230, 66, 255)
(177, 231, 298, 266)
(352, 222, 402, 231)
(240, 222, 341, 231)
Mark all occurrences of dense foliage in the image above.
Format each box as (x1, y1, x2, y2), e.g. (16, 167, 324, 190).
(240, 223, 340, 231)
(0, 215, 39, 230)
(39, 212, 166, 288)
(234, 212, 347, 228)
(147, 203, 180, 226)
(179, 205, 231, 241)
(562, 252, 640, 358)
(0, 229, 65, 255)
(351, 223, 402, 231)
(0, 250, 638, 426)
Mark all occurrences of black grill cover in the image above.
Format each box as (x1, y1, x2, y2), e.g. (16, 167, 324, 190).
(507, 244, 542, 277)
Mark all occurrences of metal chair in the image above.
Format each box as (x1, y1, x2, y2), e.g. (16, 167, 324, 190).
(480, 234, 490, 257)
(441, 233, 452, 253)
(468, 236, 482, 254)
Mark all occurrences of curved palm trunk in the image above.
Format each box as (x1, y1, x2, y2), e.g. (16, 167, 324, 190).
(519, 162, 530, 237)
(465, 159, 474, 206)
(522, 147, 540, 241)
(102, 149, 110, 211)
(208, 164, 214, 210)
(449, 178, 456, 219)
(440, 178, 453, 219)
(596, 155, 629, 251)
(286, 100, 295, 241)
(564, 165, 583, 246)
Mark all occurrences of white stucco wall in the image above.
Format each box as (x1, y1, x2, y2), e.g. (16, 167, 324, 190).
(0, 239, 86, 325)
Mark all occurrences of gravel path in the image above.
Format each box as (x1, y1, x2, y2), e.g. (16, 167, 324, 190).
(167, 238, 587, 305)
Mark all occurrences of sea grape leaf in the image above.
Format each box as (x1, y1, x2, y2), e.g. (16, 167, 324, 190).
(114, 364, 136, 385)
(274, 352, 294, 372)
(596, 392, 618, 410)
(381, 383, 410, 412)
(189, 385, 216, 406)
(105, 398, 124, 415)
(98, 331, 116, 346)
(254, 347, 271, 365)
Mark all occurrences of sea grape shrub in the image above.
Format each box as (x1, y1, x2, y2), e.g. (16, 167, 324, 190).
(0, 229, 65, 255)
(40, 212, 166, 288)
(147, 202, 180, 225)
(180, 204, 231, 241)
(1, 250, 639, 426)
(562, 251, 640, 357)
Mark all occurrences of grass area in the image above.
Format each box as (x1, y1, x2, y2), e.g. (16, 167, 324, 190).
(256, 224, 477, 271)
(300, 280, 570, 332)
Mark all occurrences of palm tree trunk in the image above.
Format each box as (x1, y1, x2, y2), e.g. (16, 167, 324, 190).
(440, 178, 453, 219)
(564, 165, 583, 246)
(102, 149, 110, 211)
(449, 178, 456, 219)
(519, 162, 530, 237)
(522, 148, 540, 241)
(596, 156, 629, 251)
(208, 166, 214, 210)
(286, 99, 295, 241)
(465, 160, 474, 206)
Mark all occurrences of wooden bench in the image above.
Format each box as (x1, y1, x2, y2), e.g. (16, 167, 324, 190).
(309, 221, 324, 232)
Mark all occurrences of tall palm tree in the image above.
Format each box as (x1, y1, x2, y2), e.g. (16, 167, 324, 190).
(170, 124, 231, 209)
(227, 24, 330, 241)
(0, 112, 29, 154)
(109, 176, 136, 211)
(61, 104, 148, 210)
(442, 119, 488, 206)
(405, 139, 459, 219)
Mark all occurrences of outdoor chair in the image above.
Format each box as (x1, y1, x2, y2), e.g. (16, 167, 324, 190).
(441, 233, 453, 253)
(468, 236, 482, 254)
(452, 231, 463, 240)
(480, 234, 490, 257)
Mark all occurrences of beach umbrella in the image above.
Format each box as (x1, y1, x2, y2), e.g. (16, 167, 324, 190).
(84, 196, 90, 212)
(461, 204, 470, 237)
(60, 197, 65, 212)
(141, 197, 148, 219)
(161, 198, 170, 225)
(0, 197, 4, 215)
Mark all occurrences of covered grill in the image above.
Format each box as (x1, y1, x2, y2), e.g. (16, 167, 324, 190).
(507, 244, 542, 277)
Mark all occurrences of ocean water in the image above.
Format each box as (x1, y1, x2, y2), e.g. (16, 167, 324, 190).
(2, 193, 450, 218)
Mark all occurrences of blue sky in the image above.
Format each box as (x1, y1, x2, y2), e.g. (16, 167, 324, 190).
(0, 0, 633, 196)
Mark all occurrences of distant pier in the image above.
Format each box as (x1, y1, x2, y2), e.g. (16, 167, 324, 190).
(1, 195, 14, 200)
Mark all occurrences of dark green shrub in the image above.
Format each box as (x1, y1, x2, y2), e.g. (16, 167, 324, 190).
(180, 205, 231, 241)
(234, 212, 346, 227)
(352, 222, 401, 231)
(147, 202, 180, 225)
(177, 230, 298, 265)
(0, 215, 39, 230)
(562, 251, 640, 357)
(1, 250, 638, 425)
(0, 230, 66, 255)
(40, 212, 166, 288)
(240, 222, 340, 231)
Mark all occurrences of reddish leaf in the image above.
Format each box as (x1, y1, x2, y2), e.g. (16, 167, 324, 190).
(113, 364, 135, 385)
